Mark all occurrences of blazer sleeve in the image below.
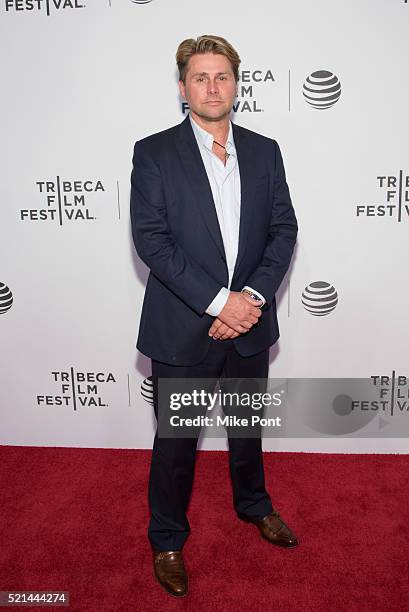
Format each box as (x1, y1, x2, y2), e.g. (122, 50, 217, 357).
(130, 140, 223, 316)
(243, 140, 298, 307)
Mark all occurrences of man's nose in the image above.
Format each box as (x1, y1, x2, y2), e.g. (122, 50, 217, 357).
(207, 79, 219, 95)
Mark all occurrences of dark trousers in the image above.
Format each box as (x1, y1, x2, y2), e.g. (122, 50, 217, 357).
(148, 338, 274, 551)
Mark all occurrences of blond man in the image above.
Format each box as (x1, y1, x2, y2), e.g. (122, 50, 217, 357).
(130, 35, 298, 597)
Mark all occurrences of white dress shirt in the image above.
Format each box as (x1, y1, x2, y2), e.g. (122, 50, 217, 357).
(189, 114, 265, 316)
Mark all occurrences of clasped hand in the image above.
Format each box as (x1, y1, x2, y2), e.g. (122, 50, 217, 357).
(208, 291, 263, 340)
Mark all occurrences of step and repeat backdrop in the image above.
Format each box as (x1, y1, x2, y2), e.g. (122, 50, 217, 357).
(1, 0, 408, 452)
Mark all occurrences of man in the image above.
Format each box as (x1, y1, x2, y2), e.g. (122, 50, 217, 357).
(130, 35, 298, 598)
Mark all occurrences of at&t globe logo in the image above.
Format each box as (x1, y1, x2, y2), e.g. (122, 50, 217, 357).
(303, 70, 341, 109)
(0, 282, 13, 315)
(141, 376, 154, 405)
(302, 281, 338, 316)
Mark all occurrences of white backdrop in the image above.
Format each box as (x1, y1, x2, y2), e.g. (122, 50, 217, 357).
(1, 0, 409, 452)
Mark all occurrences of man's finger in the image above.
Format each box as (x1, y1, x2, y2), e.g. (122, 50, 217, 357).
(247, 315, 260, 325)
(213, 323, 230, 339)
(208, 318, 223, 336)
(240, 320, 253, 330)
(219, 327, 237, 340)
(229, 323, 250, 334)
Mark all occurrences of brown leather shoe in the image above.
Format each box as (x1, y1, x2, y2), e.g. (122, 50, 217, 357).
(240, 509, 299, 547)
(152, 550, 188, 597)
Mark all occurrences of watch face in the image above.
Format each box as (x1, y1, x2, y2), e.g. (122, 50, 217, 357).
(242, 288, 264, 306)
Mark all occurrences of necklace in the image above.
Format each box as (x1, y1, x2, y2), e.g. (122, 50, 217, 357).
(213, 139, 230, 163)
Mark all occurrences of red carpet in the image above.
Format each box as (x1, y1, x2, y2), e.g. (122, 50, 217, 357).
(0, 446, 408, 611)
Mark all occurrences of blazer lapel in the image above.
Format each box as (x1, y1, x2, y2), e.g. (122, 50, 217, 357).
(176, 116, 226, 260)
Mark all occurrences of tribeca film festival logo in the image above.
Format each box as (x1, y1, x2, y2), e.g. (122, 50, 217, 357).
(301, 281, 338, 316)
(4, 0, 85, 15)
(356, 172, 409, 222)
(20, 177, 105, 225)
(37, 368, 116, 410)
(308, 372, 409, 437)
(181, 69, 276, 115)
(355, 372, 409, 418)
(0, 282, 13, 315)
(302, 70, 341, 110)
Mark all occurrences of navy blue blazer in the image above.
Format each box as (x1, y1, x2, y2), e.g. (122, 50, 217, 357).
(130, 115, 297, 366)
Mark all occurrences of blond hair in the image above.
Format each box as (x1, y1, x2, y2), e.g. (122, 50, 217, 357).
(176, 35, 241, 83)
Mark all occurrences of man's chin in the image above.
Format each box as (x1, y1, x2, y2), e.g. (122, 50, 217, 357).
(193, 107, 232, 122)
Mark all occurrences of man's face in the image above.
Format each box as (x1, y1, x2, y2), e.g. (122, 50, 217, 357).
(179, 52, 237, 122)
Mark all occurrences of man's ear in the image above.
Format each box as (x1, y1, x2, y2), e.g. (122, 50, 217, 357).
(178, 79, 186, 100)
